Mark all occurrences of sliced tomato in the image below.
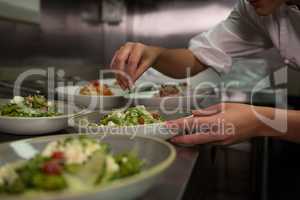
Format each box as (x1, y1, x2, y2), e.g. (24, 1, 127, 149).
(102, 89, 113, 96)
(91, 80, 100, 87)
(42, 160, 63, 175)
(138, 117, 145, 125)
(102, 85, 113, 96)
(51, 151, 64, 160)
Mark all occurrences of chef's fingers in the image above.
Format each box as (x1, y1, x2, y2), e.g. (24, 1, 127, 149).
(111, 50, 128, 89)
(110, 51, 128, 90)
(170, 132, 227, 145)
(117, 77, 128, 90)
(126, 43, 145, 87)
(166, 116, 202, 133)
(118, 44, 134, 89)
(132, 58, 153, 83)
(111, 43, 134, 89)
(192, 103, 223, 117)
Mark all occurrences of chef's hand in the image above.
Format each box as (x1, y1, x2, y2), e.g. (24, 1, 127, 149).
(110, 42, 165, 90)
(167, 103, 270, 145)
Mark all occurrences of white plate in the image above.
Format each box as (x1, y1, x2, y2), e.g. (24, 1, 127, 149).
(72, 111, 190, 140)
(125, 90, 219, 112)
(56, 85, 128, 112)
(0, 99, 80, 135)
(0, 133, 176, 200)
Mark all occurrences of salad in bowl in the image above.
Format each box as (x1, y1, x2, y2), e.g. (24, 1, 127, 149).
(73, 106, 188, 140)
(0, 95, 78, 135)
(0, 134, 176, 200)
(0, 95, 61, 117)
(0, 136, 143, 195)
(98, 105, 162, 127)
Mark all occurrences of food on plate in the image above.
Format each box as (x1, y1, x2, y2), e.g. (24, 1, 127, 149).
(129, 84, 158, 93)
(98, 106, 162, 126)
(0, 95, 61, 117)
(157, 85, 181, 97)
(80, 80, 113, 96)
(0, 136, 143, 195)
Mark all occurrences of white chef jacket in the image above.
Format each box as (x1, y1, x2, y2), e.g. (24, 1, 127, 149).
(189, 0, 300, 74)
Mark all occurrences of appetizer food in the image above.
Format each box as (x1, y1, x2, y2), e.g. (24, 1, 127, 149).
(157, 85, 181, 97)
(0, 95, 61, 117)
(0, 136, 143, 195)
(99, 106, 162, 126)
(80, 80, 113, 96)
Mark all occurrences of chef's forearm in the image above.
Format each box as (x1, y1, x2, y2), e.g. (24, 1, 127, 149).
(257, 108, 300, 143)
(152, 48, 208, 79)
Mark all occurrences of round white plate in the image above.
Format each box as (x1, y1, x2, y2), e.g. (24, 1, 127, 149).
(72, 110, 190, 140)
(0, 99, 80, 135)
(56, 85, 128, 112)
(0, 133, 176, 200)
(125, 90, 219, 112)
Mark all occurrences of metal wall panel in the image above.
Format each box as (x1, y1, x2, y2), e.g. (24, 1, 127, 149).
(0, 0, 236, 80)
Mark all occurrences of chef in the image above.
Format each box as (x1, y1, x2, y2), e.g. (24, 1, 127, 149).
(111, 0, 300, 145)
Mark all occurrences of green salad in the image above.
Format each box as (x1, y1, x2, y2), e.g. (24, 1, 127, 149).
(0, 136, 143, 195)
(99, 106, 163, 126)
(0, 95, 61, 117)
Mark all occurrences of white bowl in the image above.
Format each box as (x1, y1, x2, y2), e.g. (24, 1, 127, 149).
(0, 99, 80, 135)
(0, 133, 176, 200)
(56, 85, 128, 112)
(72, 110, 190, 140)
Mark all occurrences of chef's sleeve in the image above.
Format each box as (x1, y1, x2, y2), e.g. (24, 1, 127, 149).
(189, 0, 273, 74)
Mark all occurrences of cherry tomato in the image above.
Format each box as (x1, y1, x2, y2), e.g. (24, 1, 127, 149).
(51, 151, 64, 160)
(42, 160, 63, 175)
(91, 80, 100, 87)
(138, 117, 145, 125)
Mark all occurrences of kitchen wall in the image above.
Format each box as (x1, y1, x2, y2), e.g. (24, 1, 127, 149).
(0, 0, 40, 24)
(0, 0, 236, 94)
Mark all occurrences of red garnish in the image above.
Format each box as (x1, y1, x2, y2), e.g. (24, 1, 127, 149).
(151, 112, 160, 120)
(101, 84, 113, 96)
(91, 80, 100, 87)
(42, 160, 63, 175)
(51, 151, 64, 160)
(102, 88, 113, 96)
(138, 117, 145, 125)
(159, 85, 180, 97)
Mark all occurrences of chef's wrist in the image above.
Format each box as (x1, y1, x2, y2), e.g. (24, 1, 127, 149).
(151, 46, 168, 69)
(149, 46, 166, 57)
(254, 106, 286, 138)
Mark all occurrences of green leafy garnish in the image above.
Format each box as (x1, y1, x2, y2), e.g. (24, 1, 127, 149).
(114, 152, 144, 178)
(99, 106, 162, 126)
(0, 95, 61, 117)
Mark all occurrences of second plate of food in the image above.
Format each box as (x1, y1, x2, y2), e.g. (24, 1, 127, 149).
(125, 84, 219, 111)
(0, 95, 81, 135)
(56, 80, 128, 112)
(72, 105, 190, 140)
